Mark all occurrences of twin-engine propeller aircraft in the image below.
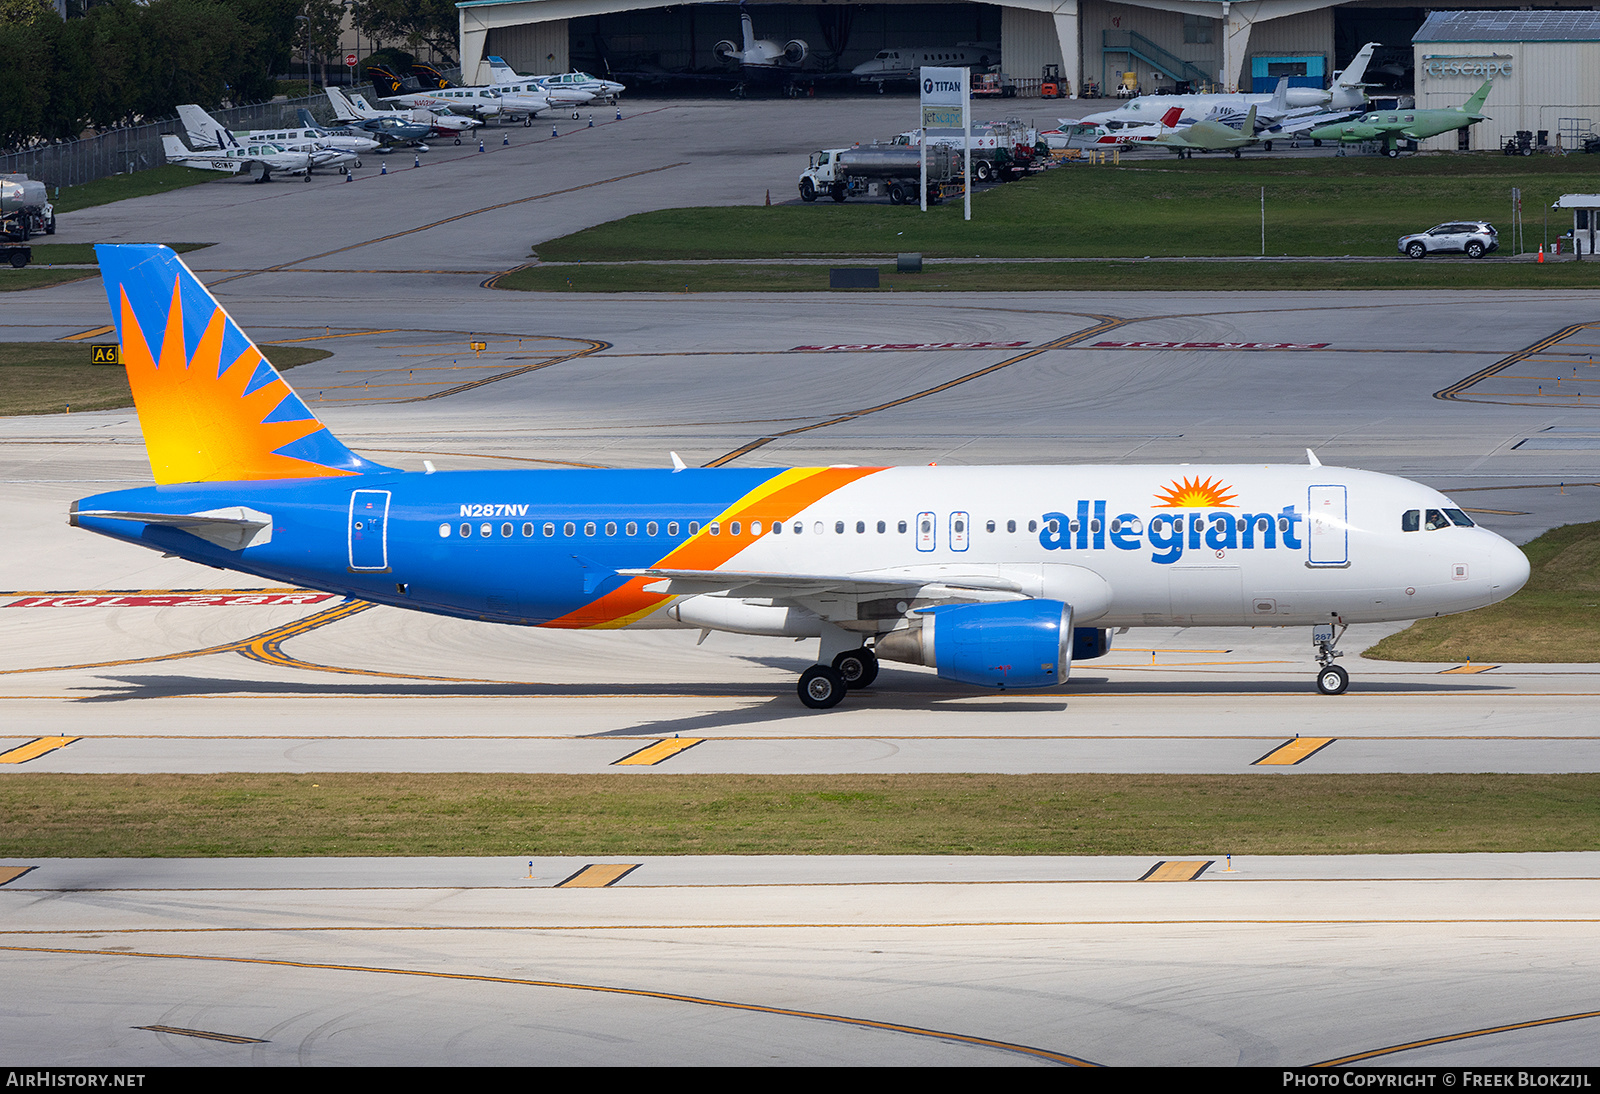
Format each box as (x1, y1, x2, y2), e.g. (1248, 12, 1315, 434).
(73, 247, 1529, 707)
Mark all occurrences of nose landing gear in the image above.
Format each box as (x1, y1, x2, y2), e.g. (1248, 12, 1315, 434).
(1313, 621, 1349, 695)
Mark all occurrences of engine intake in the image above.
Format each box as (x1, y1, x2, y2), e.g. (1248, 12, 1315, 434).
(876, 599, 1074, 689)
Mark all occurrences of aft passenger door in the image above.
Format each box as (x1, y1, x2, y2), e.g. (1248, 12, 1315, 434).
(348, 489, 391, 572)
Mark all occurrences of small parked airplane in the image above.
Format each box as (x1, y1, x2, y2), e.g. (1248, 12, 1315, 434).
(74, 246, 1529, 707)
(1308, 79, 1493, 156)
(323, 87, 435, 148)
(177, 104, 377, 164)
(159, 135, 347, 182)
(714, 2, 808, 90)
(1153, 105, 1262, 158)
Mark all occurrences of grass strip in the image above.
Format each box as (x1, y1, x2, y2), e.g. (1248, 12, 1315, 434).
(19, 242, 211, 266)
(0, 268, 99, 293)
(496, 259, 1600, 293)
(1366, 520, 1600, 663)
(534, 156, 1595, 263)
(0, 343, 332, 416)
(0, 773, 1596, 857)
(47, 166, 223, 215)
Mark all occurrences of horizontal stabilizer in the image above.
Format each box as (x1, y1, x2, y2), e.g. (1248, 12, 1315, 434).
(73, 506, 273, 551)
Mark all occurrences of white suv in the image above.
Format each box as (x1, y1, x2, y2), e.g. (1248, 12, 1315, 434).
(1398, 222, 1499, 259)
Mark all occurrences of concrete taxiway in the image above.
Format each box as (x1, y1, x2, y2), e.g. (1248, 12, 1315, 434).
(3, 854, 1598, 1067)
(2, 95, 1597, 1066)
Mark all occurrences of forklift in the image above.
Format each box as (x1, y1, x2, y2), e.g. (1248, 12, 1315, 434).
(1040, 63, 1067, 99)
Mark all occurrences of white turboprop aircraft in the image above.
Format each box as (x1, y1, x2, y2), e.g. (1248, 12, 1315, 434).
(329, 87, 478, 143)
(177, 104, 377, 164)
(159, 135, 343, 182)
(483, 57, 609, 115)
(1084, 42, 1378, 130)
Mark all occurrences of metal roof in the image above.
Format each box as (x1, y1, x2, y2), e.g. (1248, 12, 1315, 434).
(1415, 10, 1600, 43)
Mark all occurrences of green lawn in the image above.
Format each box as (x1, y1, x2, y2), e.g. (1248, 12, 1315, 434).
(47, 165, 224, 215)
(1, 773, 1595, 857)
(0, 342, 332, 416)
(1365, 520, 1600, 663)
(497, 258, 1600, 293)
(531, 156, 1591, 263)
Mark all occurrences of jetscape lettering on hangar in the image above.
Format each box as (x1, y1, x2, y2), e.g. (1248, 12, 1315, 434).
(1038, 475, 1303, 564)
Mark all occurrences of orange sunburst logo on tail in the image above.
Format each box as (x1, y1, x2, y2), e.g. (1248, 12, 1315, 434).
(1153, 475, 1237, 509)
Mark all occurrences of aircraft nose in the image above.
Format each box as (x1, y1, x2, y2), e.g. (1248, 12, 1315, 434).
(1484, 533, 1530, 602)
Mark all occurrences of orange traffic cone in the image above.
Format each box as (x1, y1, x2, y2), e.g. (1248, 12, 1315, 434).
(1538, 247, 1545, 263)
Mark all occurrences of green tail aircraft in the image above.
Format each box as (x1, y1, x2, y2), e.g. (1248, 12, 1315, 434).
(1309, 80, 1492, 157)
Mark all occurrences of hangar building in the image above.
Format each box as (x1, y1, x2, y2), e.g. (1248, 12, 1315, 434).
(455, 1, 1599, 107)
(1412, 10, 1600, 151)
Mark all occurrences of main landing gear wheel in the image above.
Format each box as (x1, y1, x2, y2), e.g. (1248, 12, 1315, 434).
(454, 137, 462, 145)
(832, 648, 879, 689)
(1316, 664, 1349, 695)
(799, 665, 846, 709)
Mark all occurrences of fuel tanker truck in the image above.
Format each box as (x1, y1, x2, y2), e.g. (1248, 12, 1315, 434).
(798, 144, 964, 206)
(1, 174, 55, 267)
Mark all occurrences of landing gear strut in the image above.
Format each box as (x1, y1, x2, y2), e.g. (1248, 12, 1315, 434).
(796, 644, 878, 708)
(1313, 621, 1349, 695)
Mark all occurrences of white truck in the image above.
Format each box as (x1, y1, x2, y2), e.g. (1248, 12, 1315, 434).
(1, 174, 55, 245)
(892, 121, 1045, 182)
(798, 145, 963, 206)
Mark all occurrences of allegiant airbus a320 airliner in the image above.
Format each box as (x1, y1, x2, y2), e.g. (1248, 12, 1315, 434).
(71, 246, 1530, 707)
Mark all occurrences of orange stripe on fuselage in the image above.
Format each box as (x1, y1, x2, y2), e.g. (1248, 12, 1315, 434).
(543, 466, 885, 629)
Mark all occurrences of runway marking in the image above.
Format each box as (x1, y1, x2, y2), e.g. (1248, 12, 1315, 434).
(1312, 1008, 1600, 1066)
(1252, 737, 1337, 765)
(261, 329, 400, 343)
(59, 325, 115, 342)
(399, 338, 610, 404)
(1138, 860, 1213, 881)
(1090, 340, 1329, 351)
(556, 863, 642, 888)
(704, 314, 1131, 466)
(136, 1024, 267, 1045)
(614, 738, 704, 766)
(1440, 664, 1499, 674)
(5, 590, 336, 608)
(209, 162, 689, 287)
(0, 944, 1099, 1066)
(0, 867, 35, 886)
(1436, 322, 1600, 406)
(0, 737, 79, 764)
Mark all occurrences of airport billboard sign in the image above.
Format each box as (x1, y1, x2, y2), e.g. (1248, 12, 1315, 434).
(920, 66, 967, 129)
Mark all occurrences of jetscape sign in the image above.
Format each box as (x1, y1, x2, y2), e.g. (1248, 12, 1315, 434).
(1422, 54, 1512, 79)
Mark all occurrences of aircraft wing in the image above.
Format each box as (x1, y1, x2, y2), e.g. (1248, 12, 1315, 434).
(1274, 109, 1361, 136)
(619, 566, 1026, 599)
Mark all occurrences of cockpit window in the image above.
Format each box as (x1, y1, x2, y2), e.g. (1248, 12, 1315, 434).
(1402, 509, 1420, 532)
(1425, 508, 1450, 531)
(1443, 508, 1475, 528)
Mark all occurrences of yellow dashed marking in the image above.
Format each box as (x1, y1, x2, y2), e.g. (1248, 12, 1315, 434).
(0, 737, 79, 764)
(556, 863, 641, 888)
(614, 738, 704, 766)
(1253, 737, 1336, 765)
(136, 1025, 267, 1044)
(1441, 664, 1499, 674)
(59, 325, 115, 341)
(1140, 860, 1213, 881)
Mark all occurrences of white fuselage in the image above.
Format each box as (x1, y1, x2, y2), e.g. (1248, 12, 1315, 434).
(620, 464, 1528, 635)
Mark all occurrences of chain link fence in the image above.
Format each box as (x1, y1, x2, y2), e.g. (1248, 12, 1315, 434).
(0, 79, 460, 188)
